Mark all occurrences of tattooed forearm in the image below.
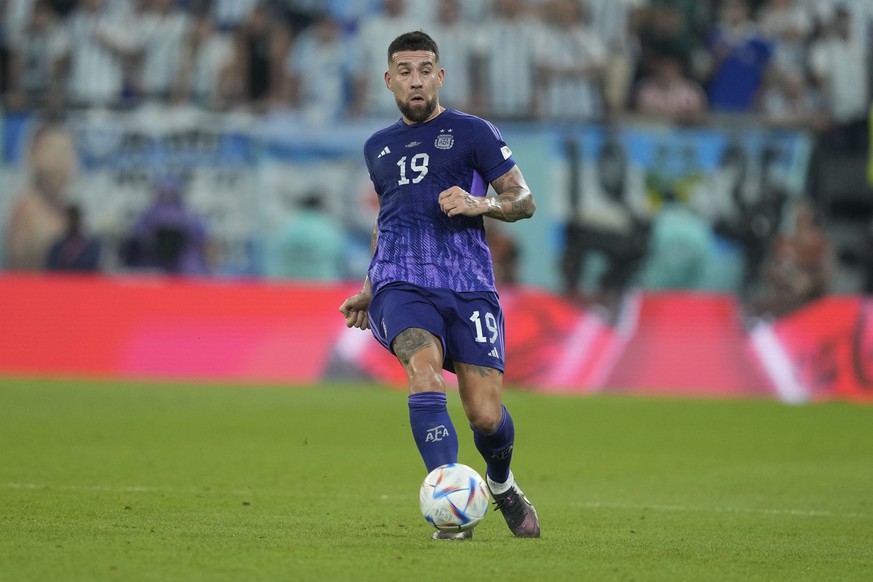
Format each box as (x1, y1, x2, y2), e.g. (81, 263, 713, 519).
(392, 328, 437, 365)
(486, 167, 536, 222)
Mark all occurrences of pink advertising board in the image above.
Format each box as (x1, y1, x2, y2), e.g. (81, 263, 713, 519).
(1, 275, 869, 403)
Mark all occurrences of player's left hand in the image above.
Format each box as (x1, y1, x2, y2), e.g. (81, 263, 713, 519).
(438, 186, 486, 218)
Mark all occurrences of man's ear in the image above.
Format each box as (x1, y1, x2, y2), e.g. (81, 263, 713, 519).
(384, 71, 392, 90)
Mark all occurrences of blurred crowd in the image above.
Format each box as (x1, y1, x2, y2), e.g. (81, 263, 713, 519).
(1, 0, 871, 320)
(0, 0, 870, 143)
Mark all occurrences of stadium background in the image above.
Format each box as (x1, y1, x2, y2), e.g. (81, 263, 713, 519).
(3, 7, 873, 580)
(0, 111, 873, 402)
(0, 0, 871, 403)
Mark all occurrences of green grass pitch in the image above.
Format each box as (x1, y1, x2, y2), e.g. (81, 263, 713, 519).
(1, 378, 872, 581)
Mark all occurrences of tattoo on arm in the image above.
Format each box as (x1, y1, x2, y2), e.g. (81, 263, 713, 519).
(392, 328, 437, 366)
(487, 166, 536, 222)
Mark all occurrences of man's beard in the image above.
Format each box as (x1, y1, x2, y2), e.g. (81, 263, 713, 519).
(397, 95, 437, 123)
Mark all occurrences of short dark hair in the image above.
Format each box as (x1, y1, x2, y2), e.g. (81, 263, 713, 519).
(387, 31, 440, 64)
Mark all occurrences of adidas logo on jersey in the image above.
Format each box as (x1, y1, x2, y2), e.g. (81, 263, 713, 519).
(377, 146, 391, 158)
(488, 347, 500, 358)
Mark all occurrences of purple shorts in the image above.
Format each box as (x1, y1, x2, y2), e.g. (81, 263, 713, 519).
(368, 282, 505, 374)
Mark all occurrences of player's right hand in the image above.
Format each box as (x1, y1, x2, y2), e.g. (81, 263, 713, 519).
(339, 293, 371, 330)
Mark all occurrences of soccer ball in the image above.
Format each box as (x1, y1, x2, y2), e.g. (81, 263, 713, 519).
(419, 463, 490, 532)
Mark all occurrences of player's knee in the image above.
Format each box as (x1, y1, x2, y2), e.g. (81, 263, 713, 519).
(467, 408, 502, 434)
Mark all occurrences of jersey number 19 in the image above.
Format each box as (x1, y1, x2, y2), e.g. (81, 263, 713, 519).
(397, 153, 430, 185)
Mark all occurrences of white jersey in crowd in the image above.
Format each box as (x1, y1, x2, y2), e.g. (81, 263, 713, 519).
(809, 26, 870, 122)
(354, 9, 417, 118)
(285, 20, 351, 125)
(475, 13, 543, 119)
(425, 19, 475, 110)
(60, 2, 138, 106)
(210, 0, 258, 29)
(136, 8, 191, 98)
(585, 0, 647, 52)
(535, 21, 606, 120)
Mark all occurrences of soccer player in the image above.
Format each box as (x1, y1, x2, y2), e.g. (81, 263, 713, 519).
(339, 30, 540, 539)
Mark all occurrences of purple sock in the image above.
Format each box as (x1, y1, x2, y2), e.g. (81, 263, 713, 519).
(408, 392, 459, 472)
(472, 405, 514, 484)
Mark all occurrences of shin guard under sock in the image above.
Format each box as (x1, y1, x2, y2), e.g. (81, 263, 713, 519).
(408, 392, 459, 472)
(472, 405, 515, 484)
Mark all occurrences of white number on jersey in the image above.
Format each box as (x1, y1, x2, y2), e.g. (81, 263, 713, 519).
(397, 153, 430, 185)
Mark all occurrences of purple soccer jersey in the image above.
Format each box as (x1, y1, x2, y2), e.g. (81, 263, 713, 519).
(364, 109, 517, 294)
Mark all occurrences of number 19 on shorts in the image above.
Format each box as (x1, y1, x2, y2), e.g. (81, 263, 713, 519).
(469, 310, 499, 344)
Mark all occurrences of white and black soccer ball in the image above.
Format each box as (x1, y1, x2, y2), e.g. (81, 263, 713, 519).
(419, 463, 490, 532)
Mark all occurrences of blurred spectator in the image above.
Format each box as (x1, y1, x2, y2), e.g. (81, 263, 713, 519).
(210, 0, 259, 31)
(176, 7, 236, 109)
(455, 0, 490, 24)
(55, 0, 139, 108)
(45, 203, 102, 271)
(232, 2, 290, 111)
(425, 0, 475, 111)
(352, 0, 415, 118)
(711, 141, 789, 297)
(132, 0, 191, 103)
(759, 68, 827, 130)
(634, 53, 707, 121)
(121, 175, 211, 276)
(757, 0, 812, 78)
(403, 0, 499, 24)
(704, 0, 773, 112)
(270, 0, 320, 36)
(561, 136, 651, 307)
(5, 0, 65, 111)
(317, 0, 383, 32)
(46, 0, 76, 18)
(403, 0, 436, 21)
(3, 123, 79, 271)
(535, 0, 607, 121)
(863, 219, 873, 294)
(472, 0, 543, 121)
(642, 189, 711, 290)
(0, 1, 8, 100)
(808, 5, 870, 153)
(637, 2, 703, 83)
(802, 0, 873, 51)
(3, 0, 36, 48)
(585, 0, 647, 114)
(870, 98, 873, 184)
(264, 192, 345, 281)
(282, 11, 350, 124)
(754, 198, 834, 317)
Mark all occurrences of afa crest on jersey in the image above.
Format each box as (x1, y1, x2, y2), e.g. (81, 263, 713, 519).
(435, 133, 454, 150)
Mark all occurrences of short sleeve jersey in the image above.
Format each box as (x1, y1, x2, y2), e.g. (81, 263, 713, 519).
(364, 109, 516, 294)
